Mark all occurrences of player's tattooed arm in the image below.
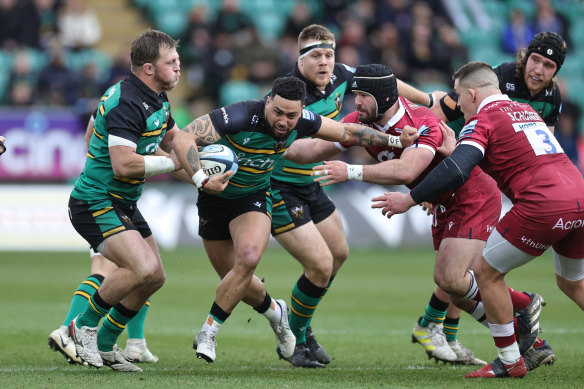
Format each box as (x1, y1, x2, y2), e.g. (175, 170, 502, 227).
(314, 116, 418, 147)
(173, 114, 220, 177)
(339, 123, 389, 146)
(182, 115, 221, 146)
(186, 145, 201, 173)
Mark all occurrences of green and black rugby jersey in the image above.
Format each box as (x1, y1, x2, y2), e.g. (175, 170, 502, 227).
(71, 73, 175, 204)
(442, 61, 562, 136)
(208, 99, 322, 199)
(271, 62, 355, 186)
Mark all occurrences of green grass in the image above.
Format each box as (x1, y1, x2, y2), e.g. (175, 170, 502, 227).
(0, 247, 582, 388)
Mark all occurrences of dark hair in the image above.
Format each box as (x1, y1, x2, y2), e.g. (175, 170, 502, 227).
(270, 76, 306, 104)
(131, 29, 179, 71)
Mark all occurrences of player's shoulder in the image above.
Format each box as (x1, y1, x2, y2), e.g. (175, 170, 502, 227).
(340, 111, 360, 123)
(334, 63, 356, 81)
(402, 97, 439, 125)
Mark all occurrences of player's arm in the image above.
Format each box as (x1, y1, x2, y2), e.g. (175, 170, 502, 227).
(396, 79, 446, 109)
(154, 147, 194, 185)
(313, 145, 434, 187)
(172, 114, 230, 194)
(84, 116, 94, 148)
(371, 144, 483, 217)
(159, 123, 180, 153)
(284, 138, 342, 164)
(314, 116, 419, 148)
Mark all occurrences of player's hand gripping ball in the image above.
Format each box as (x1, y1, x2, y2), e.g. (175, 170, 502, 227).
(199, 144, 238, 180)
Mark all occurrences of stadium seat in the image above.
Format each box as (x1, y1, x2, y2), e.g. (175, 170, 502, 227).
(219, 80, 261, 106)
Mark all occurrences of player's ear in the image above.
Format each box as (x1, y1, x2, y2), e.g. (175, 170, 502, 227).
(468, 88, 477, 103)
(143, 63, 154, 76)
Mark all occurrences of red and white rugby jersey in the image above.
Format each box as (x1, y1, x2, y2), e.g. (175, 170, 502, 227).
(338, 97, 457, 204)
(457, 94, 582, 206)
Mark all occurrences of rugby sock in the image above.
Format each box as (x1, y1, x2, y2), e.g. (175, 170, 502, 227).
(466, 281, 530, 311)
(254, 293, 282, 323)
(200, 302, 228, 338)
(289, 274, 325, 344)
(76, 291, 111, 329)
(305, 276, 334, 329)
(469, 301, 489, 327)
(508, 288, 530, 310)
(443, 316, 460, 342)
(489, 321, 520, 364)
(62, 274, 104, 326)
(127, 300, 150, 339)
(419, 293, 448, 327)
(98, 303, 138, 352)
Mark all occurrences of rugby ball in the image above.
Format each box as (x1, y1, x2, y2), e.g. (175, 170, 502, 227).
(199, 144, 238, 180)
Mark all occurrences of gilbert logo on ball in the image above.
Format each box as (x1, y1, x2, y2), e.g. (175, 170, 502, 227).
(199, 144, 238, 179)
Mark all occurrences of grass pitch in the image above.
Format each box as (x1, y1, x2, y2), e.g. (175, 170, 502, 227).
(0, 247, 582, 388)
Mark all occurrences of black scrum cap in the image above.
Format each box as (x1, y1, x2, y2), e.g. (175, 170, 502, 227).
(526, 32, 567, 73)
(351, 64, 398, 119)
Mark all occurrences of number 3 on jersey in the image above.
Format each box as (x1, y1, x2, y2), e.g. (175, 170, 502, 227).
(512, 121, 563, 156)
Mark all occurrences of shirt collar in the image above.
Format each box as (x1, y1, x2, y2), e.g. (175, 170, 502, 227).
(127, 73, 164, 100)
(477, 94, 511, 113)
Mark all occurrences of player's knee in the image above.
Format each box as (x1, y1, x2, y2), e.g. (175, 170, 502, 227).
(433, 268, 462, 295)
(332, 245, 349, 267)
(234, 247, 262, 274)
(134, 258, 164, 287)
(313, 259, 334, 282)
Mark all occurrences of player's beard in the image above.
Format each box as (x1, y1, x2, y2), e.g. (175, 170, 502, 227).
(154, 70, 179, 91)
(357, 109, 376, 124)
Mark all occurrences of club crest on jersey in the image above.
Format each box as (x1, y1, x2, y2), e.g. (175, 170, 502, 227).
(121, 215, 134, 226)
(199, 217, 208, 232)
(334, 92, 343, 112)
(290, 205, 304, 219)
(274, 139, 286, 152)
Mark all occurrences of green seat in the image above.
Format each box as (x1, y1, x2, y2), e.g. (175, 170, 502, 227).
(219, 80, 261, 106)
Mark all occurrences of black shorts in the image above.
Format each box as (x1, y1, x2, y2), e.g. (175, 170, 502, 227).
(68, 196, 152, 251)
(197, 188, 272, 240)
(270, 179, 336, 236)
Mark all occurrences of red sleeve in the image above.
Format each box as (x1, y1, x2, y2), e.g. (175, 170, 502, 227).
(339, 111, 360, 148)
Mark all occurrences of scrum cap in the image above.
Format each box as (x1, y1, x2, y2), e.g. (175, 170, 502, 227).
(351, 64, 398, 119)
(525, 32, 567, 73)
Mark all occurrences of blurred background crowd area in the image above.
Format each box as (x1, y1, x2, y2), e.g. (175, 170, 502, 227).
(1, 0, 583, 170)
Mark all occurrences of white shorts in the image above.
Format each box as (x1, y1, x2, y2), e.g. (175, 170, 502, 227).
(484, 229, 584, 281)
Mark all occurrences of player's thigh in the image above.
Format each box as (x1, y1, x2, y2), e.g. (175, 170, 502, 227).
(436, 237, 485, 277)
(103, 229, 160, 273)
(276, 221, 333, 268)
(553, 250, 584, 282)
(481, 229, 536, 274)
(203, 239, 235, 279)
(230, 211, 271, 265)
(315, 209, 349, 261)
(89, 250, 119, 276)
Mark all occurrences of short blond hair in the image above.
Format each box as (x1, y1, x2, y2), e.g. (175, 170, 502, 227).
(298, 24, 335, 50)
